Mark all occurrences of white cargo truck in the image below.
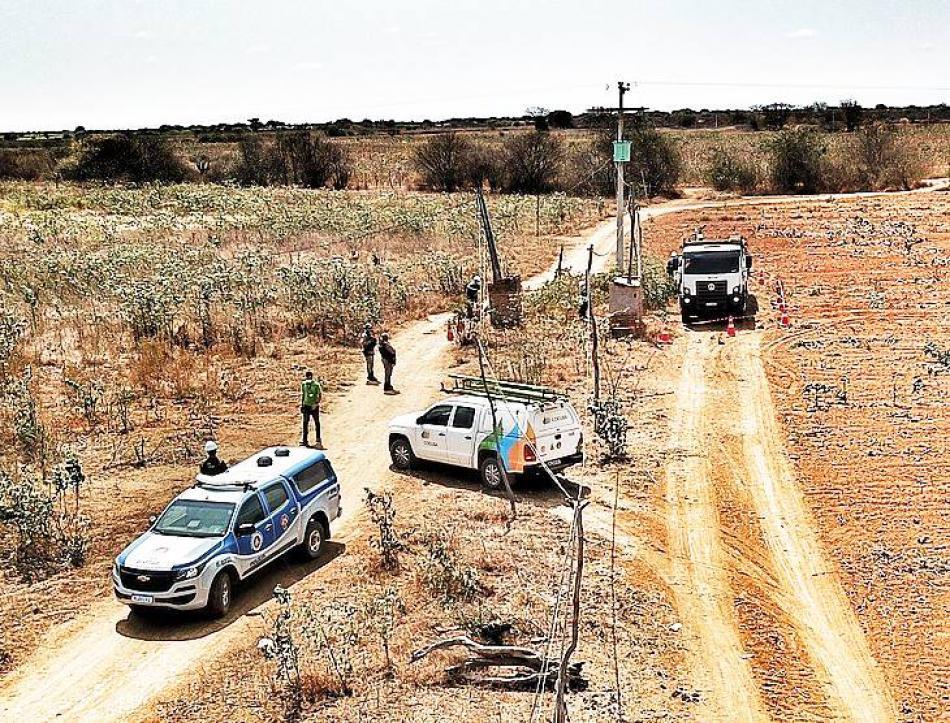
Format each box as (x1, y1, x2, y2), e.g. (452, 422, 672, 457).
(667, 231, 753, 323)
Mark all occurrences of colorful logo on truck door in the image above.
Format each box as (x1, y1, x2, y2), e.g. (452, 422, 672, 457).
(479, 420, 536, 473)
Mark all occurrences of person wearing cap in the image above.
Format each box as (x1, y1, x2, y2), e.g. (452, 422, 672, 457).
(378, 333, 398, 395)
(360, 323, 379, 385)
(300, 370, 323, 448)
(200, 441, 228, 476)
(465, 274, 482, 318)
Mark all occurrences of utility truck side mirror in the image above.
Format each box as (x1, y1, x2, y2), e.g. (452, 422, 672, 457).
(746, 255, 753, 270)
(235, 522, 256, 537)
(148, 515, 157, 526)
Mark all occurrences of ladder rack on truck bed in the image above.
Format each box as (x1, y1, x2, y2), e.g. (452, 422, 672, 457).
(442, 374, 567, 404)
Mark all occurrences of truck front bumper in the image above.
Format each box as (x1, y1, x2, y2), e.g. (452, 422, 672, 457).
(113, 567, 213, 611)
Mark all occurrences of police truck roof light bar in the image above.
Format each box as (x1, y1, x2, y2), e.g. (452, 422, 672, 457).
(443, 373, 567, 403)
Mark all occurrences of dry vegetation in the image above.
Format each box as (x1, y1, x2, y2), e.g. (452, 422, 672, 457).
(0, 182, 604, 672)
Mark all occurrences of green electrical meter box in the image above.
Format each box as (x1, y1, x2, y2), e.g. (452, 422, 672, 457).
(613, 140, 631, 163)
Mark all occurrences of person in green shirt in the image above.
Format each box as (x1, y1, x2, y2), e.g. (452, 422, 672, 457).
(300, 371, 323, 449)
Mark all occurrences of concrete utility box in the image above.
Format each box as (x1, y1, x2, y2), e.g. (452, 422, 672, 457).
(609, 277, 644, 337)
(488, 276, 523, 328)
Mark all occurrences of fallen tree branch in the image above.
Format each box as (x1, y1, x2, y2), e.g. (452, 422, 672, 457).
(410, 635, 585, 691)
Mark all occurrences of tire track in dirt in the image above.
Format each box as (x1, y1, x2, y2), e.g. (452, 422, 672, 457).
(663, 335, 767, 721)
(735, 334, 897, 722)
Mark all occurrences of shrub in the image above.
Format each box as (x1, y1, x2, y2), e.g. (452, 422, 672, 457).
(72, 134, 192, 183)
(364, 489, 408, 571)
(589, 119, 681, 197)
(0, 150, 55, 181)
(0, 455, 89, 578)
(705, 146, 759, 193)
(411, 133, 478, 191)
(502, 131, 565, 194)
(236, 135, 279, 186)
(850, 124, 924, 190)
(641, 254, 678, 310)
(764, 128, 827, 193)
(274, 132, 351, 189)
(416, 528, 482, 603)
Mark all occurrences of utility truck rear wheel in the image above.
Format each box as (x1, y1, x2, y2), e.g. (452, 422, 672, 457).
(207, 571, 233, 618)
(479, 455, 504, 491)
(389, 437, 415, 470)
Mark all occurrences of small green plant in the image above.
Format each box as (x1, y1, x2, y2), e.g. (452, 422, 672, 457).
(366, 587, 405, 673)
(588, 396, 628, 460)
(417, 528, 482, 603)
(364, 489, 408, 571)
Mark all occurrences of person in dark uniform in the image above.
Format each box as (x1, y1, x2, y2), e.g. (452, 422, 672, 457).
(200, 441, 228, 476)
(361, 323, 379, 384)
(465, 274, 482, 318)
(379, 333, 398, 395)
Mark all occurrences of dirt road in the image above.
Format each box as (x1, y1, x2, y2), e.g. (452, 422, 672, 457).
(651, 330, 896, 721)
(664, 336, 767, 721)
(735, 335, 895, 721)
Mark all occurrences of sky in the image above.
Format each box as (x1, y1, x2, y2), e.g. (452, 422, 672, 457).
(0, 0, 947, 132)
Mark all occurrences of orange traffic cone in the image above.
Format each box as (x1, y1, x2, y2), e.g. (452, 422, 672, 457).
(726, 316, 737, 337)
(658, 327, 673, 345)
(780, 312, 791, 328)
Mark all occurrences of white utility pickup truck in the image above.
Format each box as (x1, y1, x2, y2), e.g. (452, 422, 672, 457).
(113, 446, 340, 617)
(388, 375, 583, 489)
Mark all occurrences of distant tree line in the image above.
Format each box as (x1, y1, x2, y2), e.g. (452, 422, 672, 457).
(0, 106, 934, 196)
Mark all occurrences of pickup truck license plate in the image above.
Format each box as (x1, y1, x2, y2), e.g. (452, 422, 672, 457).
(131, 594, 154, 604)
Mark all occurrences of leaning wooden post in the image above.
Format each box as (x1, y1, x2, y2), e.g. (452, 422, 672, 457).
(586, 245, 601, 403)
(554, 499, 588, 723)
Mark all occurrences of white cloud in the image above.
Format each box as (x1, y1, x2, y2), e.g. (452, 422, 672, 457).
(786, 28, 817, 39)
(246, 43, 271, 55)
(295, 60, 325, 70)
(921, 41, 935, 51)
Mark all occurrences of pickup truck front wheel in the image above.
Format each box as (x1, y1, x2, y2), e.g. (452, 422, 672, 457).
(207, 571, 233, 619)
(389, 437, 415, 470)
(479, 455, 504, 490)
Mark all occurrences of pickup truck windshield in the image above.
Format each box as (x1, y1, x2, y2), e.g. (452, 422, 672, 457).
(154, 500, 235, 538)
(683, 251, 740, 274)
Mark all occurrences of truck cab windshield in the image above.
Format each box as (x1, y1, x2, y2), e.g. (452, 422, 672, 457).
(153, 500, 235, 538)
(683, 251, 740, 275)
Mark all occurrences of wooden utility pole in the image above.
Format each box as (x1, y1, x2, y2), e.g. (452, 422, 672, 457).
(615, 81, 630, 269)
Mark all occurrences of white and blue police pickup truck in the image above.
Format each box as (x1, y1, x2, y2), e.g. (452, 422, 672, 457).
(113, 446, 341, 617)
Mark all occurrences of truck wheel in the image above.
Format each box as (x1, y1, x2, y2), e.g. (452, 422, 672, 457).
(302, 517, 326, 560)
(389, 437, 415, 470)
(206, 570, 233, 619)
(479, 455, 504, 491)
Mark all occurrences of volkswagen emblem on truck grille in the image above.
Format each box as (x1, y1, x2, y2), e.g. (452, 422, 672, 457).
(707, 283, 716, 291)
